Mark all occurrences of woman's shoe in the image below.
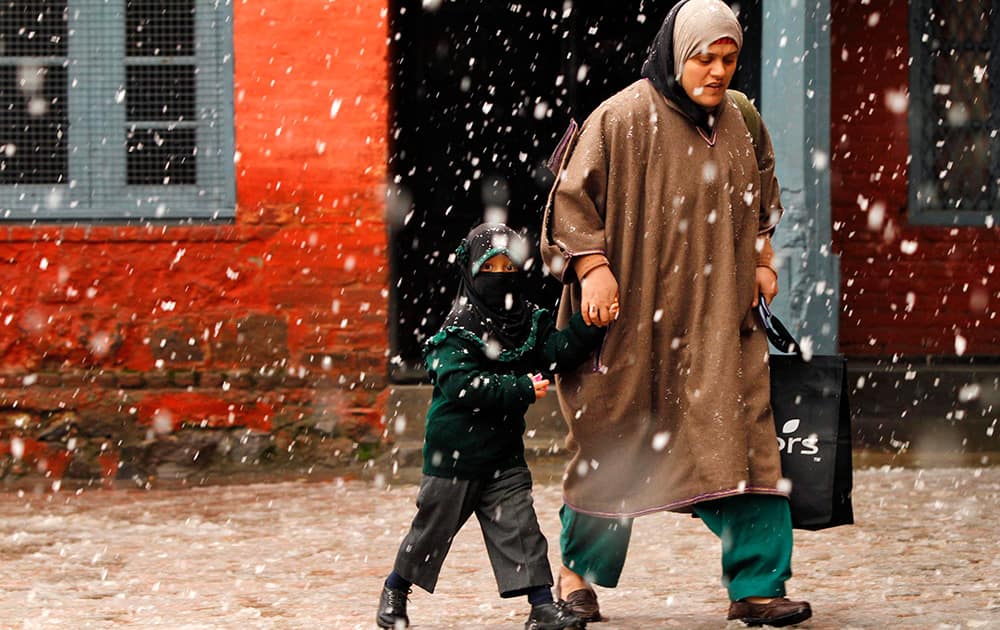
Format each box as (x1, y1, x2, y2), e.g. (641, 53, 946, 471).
(555, 572, 603, 623)
(560, 587, 602, 623)
(727, 597, 812, 627)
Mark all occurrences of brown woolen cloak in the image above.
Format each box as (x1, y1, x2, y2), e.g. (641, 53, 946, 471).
(540, 78, 786, 517)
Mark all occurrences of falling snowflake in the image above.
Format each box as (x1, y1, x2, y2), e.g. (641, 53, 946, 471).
(651, 431, 671, 451)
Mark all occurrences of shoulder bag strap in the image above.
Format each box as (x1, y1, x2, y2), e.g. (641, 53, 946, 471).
(728, 89, 762, 163)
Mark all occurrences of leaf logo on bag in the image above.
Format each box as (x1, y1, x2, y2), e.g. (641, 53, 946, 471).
(777, 418, 819, 456)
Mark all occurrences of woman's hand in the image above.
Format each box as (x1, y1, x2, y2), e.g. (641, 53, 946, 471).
(530, 374, 550, 400)
(580, 264, 619, 327)
(752, 266, 778, 306)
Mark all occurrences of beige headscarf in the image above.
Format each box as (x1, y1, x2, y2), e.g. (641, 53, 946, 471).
(672, 0, 743, 77)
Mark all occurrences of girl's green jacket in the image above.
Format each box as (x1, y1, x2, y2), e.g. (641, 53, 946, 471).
(422, 310, 602, 479)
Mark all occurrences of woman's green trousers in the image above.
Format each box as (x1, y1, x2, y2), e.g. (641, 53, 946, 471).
(560, 494, 793, 602)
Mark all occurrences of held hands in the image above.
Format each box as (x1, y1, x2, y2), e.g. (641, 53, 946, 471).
(580, 264, 620, 327)
(752, 266, 778, 307)
(530, 373, 550, 400)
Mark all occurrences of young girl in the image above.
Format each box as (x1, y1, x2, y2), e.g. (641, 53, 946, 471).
(377, 223, 604, 630)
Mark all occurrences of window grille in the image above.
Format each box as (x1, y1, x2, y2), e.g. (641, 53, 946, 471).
(0, 0, 234, 221)
(909, 0, 998, 225)
(0, 1, 68, 185)
(125, 1, 197, 187)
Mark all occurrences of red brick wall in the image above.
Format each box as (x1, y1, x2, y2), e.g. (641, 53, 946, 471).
(232, 0, 390, 387)
(831, 0, 999, 356)
(0, 1, 389, 481)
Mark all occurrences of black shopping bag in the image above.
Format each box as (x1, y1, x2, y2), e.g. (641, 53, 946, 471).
(757, 298, 854, 531)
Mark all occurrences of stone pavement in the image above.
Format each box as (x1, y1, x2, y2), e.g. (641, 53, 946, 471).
(1, 466, 998, 629)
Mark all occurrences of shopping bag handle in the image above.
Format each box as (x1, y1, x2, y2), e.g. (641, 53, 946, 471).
(756, 294, 800, 355)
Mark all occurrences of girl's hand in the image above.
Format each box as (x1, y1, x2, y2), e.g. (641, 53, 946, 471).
(530, 373, 550, 400)
(752, 266, 778, 307)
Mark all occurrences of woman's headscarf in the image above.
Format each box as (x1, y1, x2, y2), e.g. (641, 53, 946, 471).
(640, 0, 743, 133)
(429, 223, 537, 357)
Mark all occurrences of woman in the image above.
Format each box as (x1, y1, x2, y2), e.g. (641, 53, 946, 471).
(540, 0, 812, 626)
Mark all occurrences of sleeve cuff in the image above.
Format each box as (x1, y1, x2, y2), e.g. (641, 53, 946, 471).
(567, 311, 603, 340)
(573, 253, 610, 280)
(516, 374, 535, 406)
(758, 210, 781, 235)
(756, 235, 774, 266)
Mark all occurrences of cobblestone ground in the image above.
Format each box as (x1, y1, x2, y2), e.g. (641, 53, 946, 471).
(1, 466, 998, 629)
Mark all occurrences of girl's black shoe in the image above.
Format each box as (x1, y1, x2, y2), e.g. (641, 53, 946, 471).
(525, 601, 586, 630)
(376, 585, 410, 628)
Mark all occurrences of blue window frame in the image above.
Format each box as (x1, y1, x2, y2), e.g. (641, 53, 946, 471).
(909, 0, 998, 227)
(0, 0, 235, 221)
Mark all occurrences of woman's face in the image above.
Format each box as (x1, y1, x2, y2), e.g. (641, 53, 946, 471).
(680, 40, 739, 109)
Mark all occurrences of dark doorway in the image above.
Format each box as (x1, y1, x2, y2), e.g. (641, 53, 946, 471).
(387, 1, 761, 380)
